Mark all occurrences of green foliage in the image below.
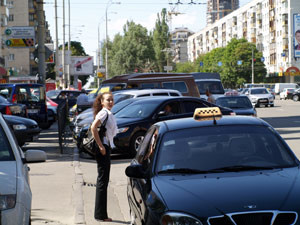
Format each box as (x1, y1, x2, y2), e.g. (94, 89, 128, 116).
(174, 61, 196, 73)
(59, 41, 87, 56)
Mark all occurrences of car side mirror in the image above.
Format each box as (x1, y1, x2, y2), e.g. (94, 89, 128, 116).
(24, 150, 47, 163)
(125, 164, 148, 179)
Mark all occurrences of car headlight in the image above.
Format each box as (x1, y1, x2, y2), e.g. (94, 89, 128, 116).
(161, 212, 203, 225)
(13, 124, 27, 130)
(0, 194, 16, 210)
(117, 127, 129, 133)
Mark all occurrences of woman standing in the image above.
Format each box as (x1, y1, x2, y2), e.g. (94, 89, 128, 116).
(91, 92, 117, 222)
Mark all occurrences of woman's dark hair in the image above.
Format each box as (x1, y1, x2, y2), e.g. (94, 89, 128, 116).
(93, 92, 112, 118)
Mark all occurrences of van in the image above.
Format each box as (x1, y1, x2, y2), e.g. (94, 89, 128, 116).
(191, 72, 225, 100)
(0, 83, 48, 128)
(274, 83, 299, 94)
(101, 73, 200, 97)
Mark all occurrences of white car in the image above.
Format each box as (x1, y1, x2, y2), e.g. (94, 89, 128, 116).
(245, 87, 274, 107)
(0, 113, 46, 225)
(279, 88, 295, 100)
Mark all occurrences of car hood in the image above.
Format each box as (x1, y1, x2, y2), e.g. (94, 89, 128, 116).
(116, 117, 144, 127)
(0, 161, 17, 194)
(232, 108, 255, 115)
(3, 115, 37, 126)
(154, 167, 300, 217)
(249, 94, 272, 98)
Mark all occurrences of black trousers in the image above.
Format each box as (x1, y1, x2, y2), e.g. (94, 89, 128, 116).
(94, 144, 111, 220)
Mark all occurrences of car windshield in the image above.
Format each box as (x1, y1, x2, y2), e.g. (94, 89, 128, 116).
(101, 83, 127, 92)
(216, 97, 252, 109)
(17, 86, 45, 103)
(196, 80, 225, 95)
(115, 102, 157, 118)
(156, 125, 298, 173)
(0, 125, 14, 161)
(46, 90, 60, 99)
(0, 95, 9, 104)
(250, 88, 268, 95)
(113, 93, 134, 104)
(0, 87, 13, 99)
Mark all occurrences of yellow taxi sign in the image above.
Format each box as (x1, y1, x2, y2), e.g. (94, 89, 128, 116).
(193, 107, 222, 120)
(100, 87, 110, 93)
(97, 72, 104, 78)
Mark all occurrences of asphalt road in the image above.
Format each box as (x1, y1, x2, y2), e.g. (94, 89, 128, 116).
(26, 97, 300, 225)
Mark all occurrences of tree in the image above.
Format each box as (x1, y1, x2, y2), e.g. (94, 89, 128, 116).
(174, 61, 195, 73)
(152, 8, 170, 72)
(107, 21, 155, 76)
(60, 41, 87, 56)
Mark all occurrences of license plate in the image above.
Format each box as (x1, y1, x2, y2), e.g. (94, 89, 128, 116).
(259, 100, 267, 102)
(28, 109, 38, 113)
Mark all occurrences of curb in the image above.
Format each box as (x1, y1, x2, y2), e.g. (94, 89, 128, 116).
(73, 147, 86, 224)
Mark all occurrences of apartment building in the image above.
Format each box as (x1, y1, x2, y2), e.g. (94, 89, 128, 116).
(0, 0, 9, 82)
(188, 0, 300, 82)
(207, 0, 239, 25)
(171, 27, 194, 63)
(5, 0, 52, 77)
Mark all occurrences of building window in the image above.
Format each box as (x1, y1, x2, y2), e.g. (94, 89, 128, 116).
(8, 54, 14, 61)
(7, 1, 13, 8)
(29, 13, 34, 21)
(8, 14, 14, 21)
(28, 0, 33, 8)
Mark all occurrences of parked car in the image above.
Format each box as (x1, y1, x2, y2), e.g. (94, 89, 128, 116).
(292, 89, 300, 102)
(46, 89, 82, 108)
(0, 95, 27, 117)
(279, 88, 295, 100)
(126, 108, 300, 225)
(3, 114, 41, 147)
(0, 83, 48, 129)
(76, 96, 235, 157)
(245, 87, 274, 107)
(46, 97, 58, 129)
(274, 83, 299, 95)
(216, 95, 257, 116)
(0, 113, 46, 225)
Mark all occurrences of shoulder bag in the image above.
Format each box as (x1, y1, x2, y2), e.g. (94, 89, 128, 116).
(82, 112, 108, 157)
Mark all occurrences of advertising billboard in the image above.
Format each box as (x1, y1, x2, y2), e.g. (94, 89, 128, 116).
(70, 56, 94, 75)
(293, 14, 300, 58)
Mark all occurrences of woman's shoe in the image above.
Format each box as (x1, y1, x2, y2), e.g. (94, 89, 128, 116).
(96, 217, 112, 222)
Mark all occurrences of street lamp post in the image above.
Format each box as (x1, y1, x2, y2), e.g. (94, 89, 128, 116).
(105, 0, 120, 80)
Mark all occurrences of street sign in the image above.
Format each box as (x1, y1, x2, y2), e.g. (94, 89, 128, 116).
(261, 57, 265, 62)
(97, 72, 104, 78)
(200, 61, 204, 67)
(281, 53, 286, 57)
(5, 26, 35, 48)
(164, 66, 173, 71)
(237, 60, 242, 65)
(218, 62, 222, 66)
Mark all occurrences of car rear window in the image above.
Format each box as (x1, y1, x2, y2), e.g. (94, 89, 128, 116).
(17, 86, 45, 103)
(0, 125, 14, 161)
(162, 81, 188, 93)
(0, 87, 13, 99)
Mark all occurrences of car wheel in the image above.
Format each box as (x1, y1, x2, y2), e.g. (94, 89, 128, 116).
(293, 95, 299, 102)
(270, 104, 274, 107)
(265, 104, 268, 107)
(129, 132, 145, 157)
(40, 122, 52, 129)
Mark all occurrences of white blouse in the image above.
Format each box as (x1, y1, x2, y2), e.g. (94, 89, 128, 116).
(95, 107, 118, 148)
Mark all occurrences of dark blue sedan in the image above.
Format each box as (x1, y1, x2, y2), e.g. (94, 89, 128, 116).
(126, 108, 300, 225)
(216, 95, 257, 116)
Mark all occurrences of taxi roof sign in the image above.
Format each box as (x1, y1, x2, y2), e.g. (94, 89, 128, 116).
(193, 107, 222, 121)
(100, 87, 110, 93)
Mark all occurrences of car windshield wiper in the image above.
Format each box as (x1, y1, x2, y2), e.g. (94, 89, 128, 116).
(157, 168, 223, 174)
(211, 165, 276, 172)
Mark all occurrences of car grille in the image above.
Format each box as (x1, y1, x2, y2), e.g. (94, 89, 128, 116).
(258, 98, 269, 103)
(208, 211, 297, 225)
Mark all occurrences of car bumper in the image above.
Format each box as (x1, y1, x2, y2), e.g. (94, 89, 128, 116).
(1, 202, 30, 225)
(251, 98, 274, 106)
(14, 127, 41, 143)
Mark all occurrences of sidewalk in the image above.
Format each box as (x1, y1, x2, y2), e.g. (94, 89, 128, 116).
(27, 122, 131, 225)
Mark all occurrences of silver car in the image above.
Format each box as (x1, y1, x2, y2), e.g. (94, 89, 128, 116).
(245, 87, 274, 107)
(0, 113, 46, 224)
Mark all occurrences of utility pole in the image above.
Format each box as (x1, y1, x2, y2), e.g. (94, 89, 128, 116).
(105, 8, 108, 80)
(252, 46, 254, 84)
(36, 0, 46, 85)
(54, 0, 59, 87)
(67, 0, 71, 89)
(62, 0, 66, 89)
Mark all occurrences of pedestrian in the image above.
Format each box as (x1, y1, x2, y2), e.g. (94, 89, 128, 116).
(91, 92, 118, 222)
(76, 89, 88, 106)
(206, 89, 216, 104)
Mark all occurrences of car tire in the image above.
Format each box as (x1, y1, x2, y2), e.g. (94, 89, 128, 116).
(293, 95, 299, 102)
(270, 104, 274, 107)
(129, 132, 145, 157)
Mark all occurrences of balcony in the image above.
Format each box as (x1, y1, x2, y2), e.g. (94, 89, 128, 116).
(0, 6, 8, 17)
(283, 45, 288, 50)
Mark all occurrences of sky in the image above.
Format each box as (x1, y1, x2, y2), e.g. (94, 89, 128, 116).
(44, 0, 252, 63)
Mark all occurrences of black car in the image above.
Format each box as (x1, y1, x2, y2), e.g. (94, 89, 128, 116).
(0, 95, 27, 117)
(125, 108, 300, 225)
(216, 95, 257, 116)
(3, 114, 41, 146)
(77, 96, 234, 157)
(46, 90, 82, 108)
(292, 89, 300, 101)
